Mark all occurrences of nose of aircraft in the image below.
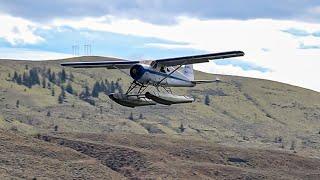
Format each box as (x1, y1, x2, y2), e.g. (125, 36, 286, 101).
(130, 64, 146, 80)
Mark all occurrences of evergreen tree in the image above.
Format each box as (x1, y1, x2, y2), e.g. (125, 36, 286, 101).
(139, 113, 144, 119)
(51, 72, 56, 83)
(60, 68, 66, 83)
(60, 86, 66, 99)
(58, 94, 64, 104)
(105, 79, 110, 94)
(110, 81, 115, 93)
(79, 85, 92, 101)
(16, 100, 20, 108)
(42, 77, 46, 88)
(56, 79, 61, 86)
(100, 81, 106, 92)
(17, 75, 22, 85)
(204, 94, 210, 106)
(54, 125, 58, 131)
(51, 87, 55, 96)
(13, 71, 18, 82)
(47, 68, 52, 81)
(65, 82, 73, 94)
(83, 86, 91, 98)
(92, 81, 101, 98)
(47, 82, 51, 89)
(29, 68, 40, 85)
(128, 112, 134, 121)
(24, 72, 32, 88)
(179, 123, 186, 133)
(115, 81, 123, 93)
(47, 111, 51, 117)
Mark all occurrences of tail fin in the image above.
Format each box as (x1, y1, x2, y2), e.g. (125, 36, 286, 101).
(183, 65, 194, 81)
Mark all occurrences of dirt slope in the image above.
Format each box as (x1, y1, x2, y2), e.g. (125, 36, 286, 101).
(38, 132, 320, 179)
(0, 129, 123, 179)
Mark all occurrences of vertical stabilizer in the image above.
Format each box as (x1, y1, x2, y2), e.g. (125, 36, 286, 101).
(183, 65, 194, 81)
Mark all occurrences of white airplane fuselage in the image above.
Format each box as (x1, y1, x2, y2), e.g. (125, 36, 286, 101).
(130, 64, 195, 87)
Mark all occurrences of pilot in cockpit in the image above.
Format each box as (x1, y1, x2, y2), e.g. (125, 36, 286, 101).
(160, 66, 166, 73)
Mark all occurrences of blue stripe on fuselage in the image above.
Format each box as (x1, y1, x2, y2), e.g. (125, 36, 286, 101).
(144, 69, 190, 82)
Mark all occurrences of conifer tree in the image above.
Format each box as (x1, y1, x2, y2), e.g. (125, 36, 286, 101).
(54, 125, 58, 131)
(92, 81, 101, 97)
(51, 72, 56, 83)
(60, 68, 66, 83)
(16, 100, 20, 108)
(66, 82, 73, 94)
(110, 81, 115, 93)
(42, 77, 46, 88)
(128, 112, 134, 121)
(58, 94, 64, 104)
(60, 86, 66, 99)
(51, 87, 55, 96)
(17, 75, 22, 85)
(13, 71, 18, 82)
(204, 94, 210, 106)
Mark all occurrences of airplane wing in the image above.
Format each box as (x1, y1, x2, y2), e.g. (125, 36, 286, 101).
(151, 51, 244, 67)
(61, 60, 140, 69)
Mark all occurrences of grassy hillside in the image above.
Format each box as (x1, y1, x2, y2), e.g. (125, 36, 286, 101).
(36, 132, 320, 179)
(0, 57, 320, 154)
(1, 56, 320, 179)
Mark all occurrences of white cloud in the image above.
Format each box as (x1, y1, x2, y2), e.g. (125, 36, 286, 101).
(307, 6, 320, 15)
(0, 14, 44, 45)
(0, 48, 72, 60)
(52, 16, 320, 92)
(0, 13, 319, 91)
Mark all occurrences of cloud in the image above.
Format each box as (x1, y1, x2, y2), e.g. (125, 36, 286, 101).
(51, 16, 320, 91)
(307, 6, 320, 15)
(0, 47, 71, 60)
(214, 59, 270, 72)
(0, 15, 44, 45)
(282, 28, 311, 37)
(0, 13, 320, 91)
(1, 1, 320, 24)
(282, 28, 320, 37)
(299, 43, 320, 49)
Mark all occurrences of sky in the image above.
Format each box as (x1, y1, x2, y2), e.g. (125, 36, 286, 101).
(0, 0, 320, 92)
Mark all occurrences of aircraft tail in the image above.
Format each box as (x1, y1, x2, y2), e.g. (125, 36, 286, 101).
(183, 65, 194, 81)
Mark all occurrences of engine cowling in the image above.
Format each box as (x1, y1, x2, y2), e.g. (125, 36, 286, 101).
(130, 64, 146, 80)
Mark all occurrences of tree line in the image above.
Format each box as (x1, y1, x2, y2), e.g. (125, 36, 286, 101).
(10, 66, 123, 106)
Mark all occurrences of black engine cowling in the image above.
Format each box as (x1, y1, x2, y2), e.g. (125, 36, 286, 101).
(130, 64, 146, 80)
